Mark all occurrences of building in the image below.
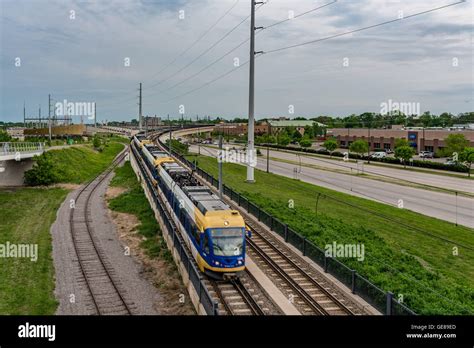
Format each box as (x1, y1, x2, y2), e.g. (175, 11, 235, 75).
(329, 127, 474, 153)
(6, 127, 25, 141)
(214, 122, 269, 136)
(267, 120, 325, 136)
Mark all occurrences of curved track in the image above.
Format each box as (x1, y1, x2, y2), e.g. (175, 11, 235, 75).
(69, 150, 134, 315)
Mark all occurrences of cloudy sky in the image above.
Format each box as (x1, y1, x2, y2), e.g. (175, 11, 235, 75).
(0, 0, 472, 123)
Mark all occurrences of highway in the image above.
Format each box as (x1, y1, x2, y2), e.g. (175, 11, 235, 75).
(189, 143, 474, 228)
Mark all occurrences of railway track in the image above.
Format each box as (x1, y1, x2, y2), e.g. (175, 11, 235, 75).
(152, 133, 359, 316)
(69, 149, 134, 315)
(207, 274, 266, 316)
(246, 226, 356, 315)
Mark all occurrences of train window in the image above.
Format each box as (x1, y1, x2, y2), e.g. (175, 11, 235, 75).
(203, 233, 210, 254)
(210, 228, 245, 257)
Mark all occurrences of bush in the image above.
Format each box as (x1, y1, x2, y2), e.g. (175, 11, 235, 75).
(24, 153, 60, 186)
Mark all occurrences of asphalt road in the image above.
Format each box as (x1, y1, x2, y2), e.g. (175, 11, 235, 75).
(190, 144, 474, 228)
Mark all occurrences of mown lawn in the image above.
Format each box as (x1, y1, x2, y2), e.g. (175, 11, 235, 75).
(187, 154, 474, 314)
(0, 188, 68, 314)
(40, 142, 124, 184)
(0, 140, 125, 314)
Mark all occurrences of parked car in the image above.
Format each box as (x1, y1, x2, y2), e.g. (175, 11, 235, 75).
(371, 152, 387, 159)
(385, 149, 394, 154)
(419, 151, 434, 158)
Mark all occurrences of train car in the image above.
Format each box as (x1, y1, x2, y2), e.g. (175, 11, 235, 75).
(133, 139, 247, 279)
(132, 133, 152, 149)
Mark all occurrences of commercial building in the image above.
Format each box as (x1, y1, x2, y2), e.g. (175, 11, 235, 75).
(268, 120, 325, 136)
(214, 122, 269, 136)
(329, 127, 474, 153)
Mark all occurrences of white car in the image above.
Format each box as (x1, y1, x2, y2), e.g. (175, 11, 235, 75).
(371, 152, 387, 159)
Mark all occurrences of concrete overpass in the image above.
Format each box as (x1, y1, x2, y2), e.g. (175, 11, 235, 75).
(0, 142, 45, 186)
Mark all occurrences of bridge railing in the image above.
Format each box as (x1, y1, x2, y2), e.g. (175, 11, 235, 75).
(0, 142, 45, 155)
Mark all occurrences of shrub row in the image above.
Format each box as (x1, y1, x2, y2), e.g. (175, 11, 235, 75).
(257, 143, 470, 173)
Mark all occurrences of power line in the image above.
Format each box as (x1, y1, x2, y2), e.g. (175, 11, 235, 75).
(147, 0, 241, 82)
(144, 1, 337, 99)
(262, 0, 337, 30)
(262, 1, 466, 54)
(147, 2, 266, 91)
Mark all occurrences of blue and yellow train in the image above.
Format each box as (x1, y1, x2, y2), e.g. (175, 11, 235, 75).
(131, 134, 247, 279)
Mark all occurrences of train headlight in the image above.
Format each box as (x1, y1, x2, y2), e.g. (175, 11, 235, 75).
(224, 221, 229, 226)
(237, 260, 242, 265)
(214, 261, 220, 266)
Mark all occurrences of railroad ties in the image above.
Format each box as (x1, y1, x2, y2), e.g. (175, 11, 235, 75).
(246, 224, 357, 315)
(69, 151, 135, 315)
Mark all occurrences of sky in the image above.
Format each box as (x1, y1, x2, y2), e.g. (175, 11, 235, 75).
(0, 0, 472, 123)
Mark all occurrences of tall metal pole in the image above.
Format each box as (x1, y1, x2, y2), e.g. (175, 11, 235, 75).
(138, 82, 142, 131)
(246, 0, 256, 183)
(168, 114, 172, 155)
(218, 134, 223, 198)
(94, 102, 97, 128)
(48, 94, 52, 142)
(23, 102, 26, 127)
(145, 115, 148, 137)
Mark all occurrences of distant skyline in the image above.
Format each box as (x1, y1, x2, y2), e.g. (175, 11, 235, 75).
(1, 0, 472, 123)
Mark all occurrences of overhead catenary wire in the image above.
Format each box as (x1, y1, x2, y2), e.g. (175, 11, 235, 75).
(262, 1, 465, 54)
(143, 0, 338, 99)
(146, 2, 266, 91)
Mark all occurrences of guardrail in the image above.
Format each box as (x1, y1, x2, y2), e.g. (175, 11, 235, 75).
(130, 144, 218, 315)
(0, 142, 45, 154)
(166, 144, 416, 316)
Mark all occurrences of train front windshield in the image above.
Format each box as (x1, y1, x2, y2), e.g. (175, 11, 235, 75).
(210, 228, 245, 257)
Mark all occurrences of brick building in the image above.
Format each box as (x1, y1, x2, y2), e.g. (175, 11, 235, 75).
(329, 127, 474, 153)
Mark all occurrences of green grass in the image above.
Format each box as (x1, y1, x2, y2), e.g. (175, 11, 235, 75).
(187, 154, 474, 315)
(34, 142, 124, 184)
(0, 188, 68, 314)
(109, 162, 172, 262)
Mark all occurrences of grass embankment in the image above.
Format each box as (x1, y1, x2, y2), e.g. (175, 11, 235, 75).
(108, 162, 171, 262)
(0, 188, 68, 314)
(0, 141, 124, 314)
(187, 154, 474, 315)
(31, 142, 124, 184)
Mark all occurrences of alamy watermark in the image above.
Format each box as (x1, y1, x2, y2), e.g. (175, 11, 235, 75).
(0, 242, 38, 262)
(325, 242, 365, 262)
(217, 147, 257, 167)
(55, 99, 95, 120)
(380, 99, 421, 116)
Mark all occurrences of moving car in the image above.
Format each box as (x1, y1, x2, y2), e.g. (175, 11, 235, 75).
(419, 151, 434, 158)
(371, 152, 387, 159)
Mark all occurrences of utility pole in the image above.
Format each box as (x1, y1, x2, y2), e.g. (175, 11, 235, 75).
(23, 102, 26, 127)
(168, 114, 172, 155)
(94, 102, 97, 128)
(145, 115, 148, 137)
(218, 134, 223, 199)
(246, 0, 262, 183)
(138, 82, 142, 131)
(48, 94, 52, 142)
(38, 105, 41, 128)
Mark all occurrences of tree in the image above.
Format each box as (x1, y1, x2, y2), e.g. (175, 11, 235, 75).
(323, 139, 338, 156)
(0, 130, 12, 142)
(292, 129, 302, 141)
(460, 147, 474, 177)
(395, 145, 415, 168)
(444, 134, 469, 157)
(93, 135, 101, 149)
(394, 138, 409, 149)
(299, 138, 312, 148)
(349, 140, 369, 158)
(277, 134, 290, 146)
(24, 153, 60, 186)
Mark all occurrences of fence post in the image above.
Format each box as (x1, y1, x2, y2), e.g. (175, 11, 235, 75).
(302, 238, 307, 256)
(257, 208, 261, 221)
(351, 270, 356, 294)
(270, 216, 273, 231)
(237, 193, 241, 206)
(324, 255, 328, 272)
(284, 224, 289, 242)
(386, 291, 393, 315)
